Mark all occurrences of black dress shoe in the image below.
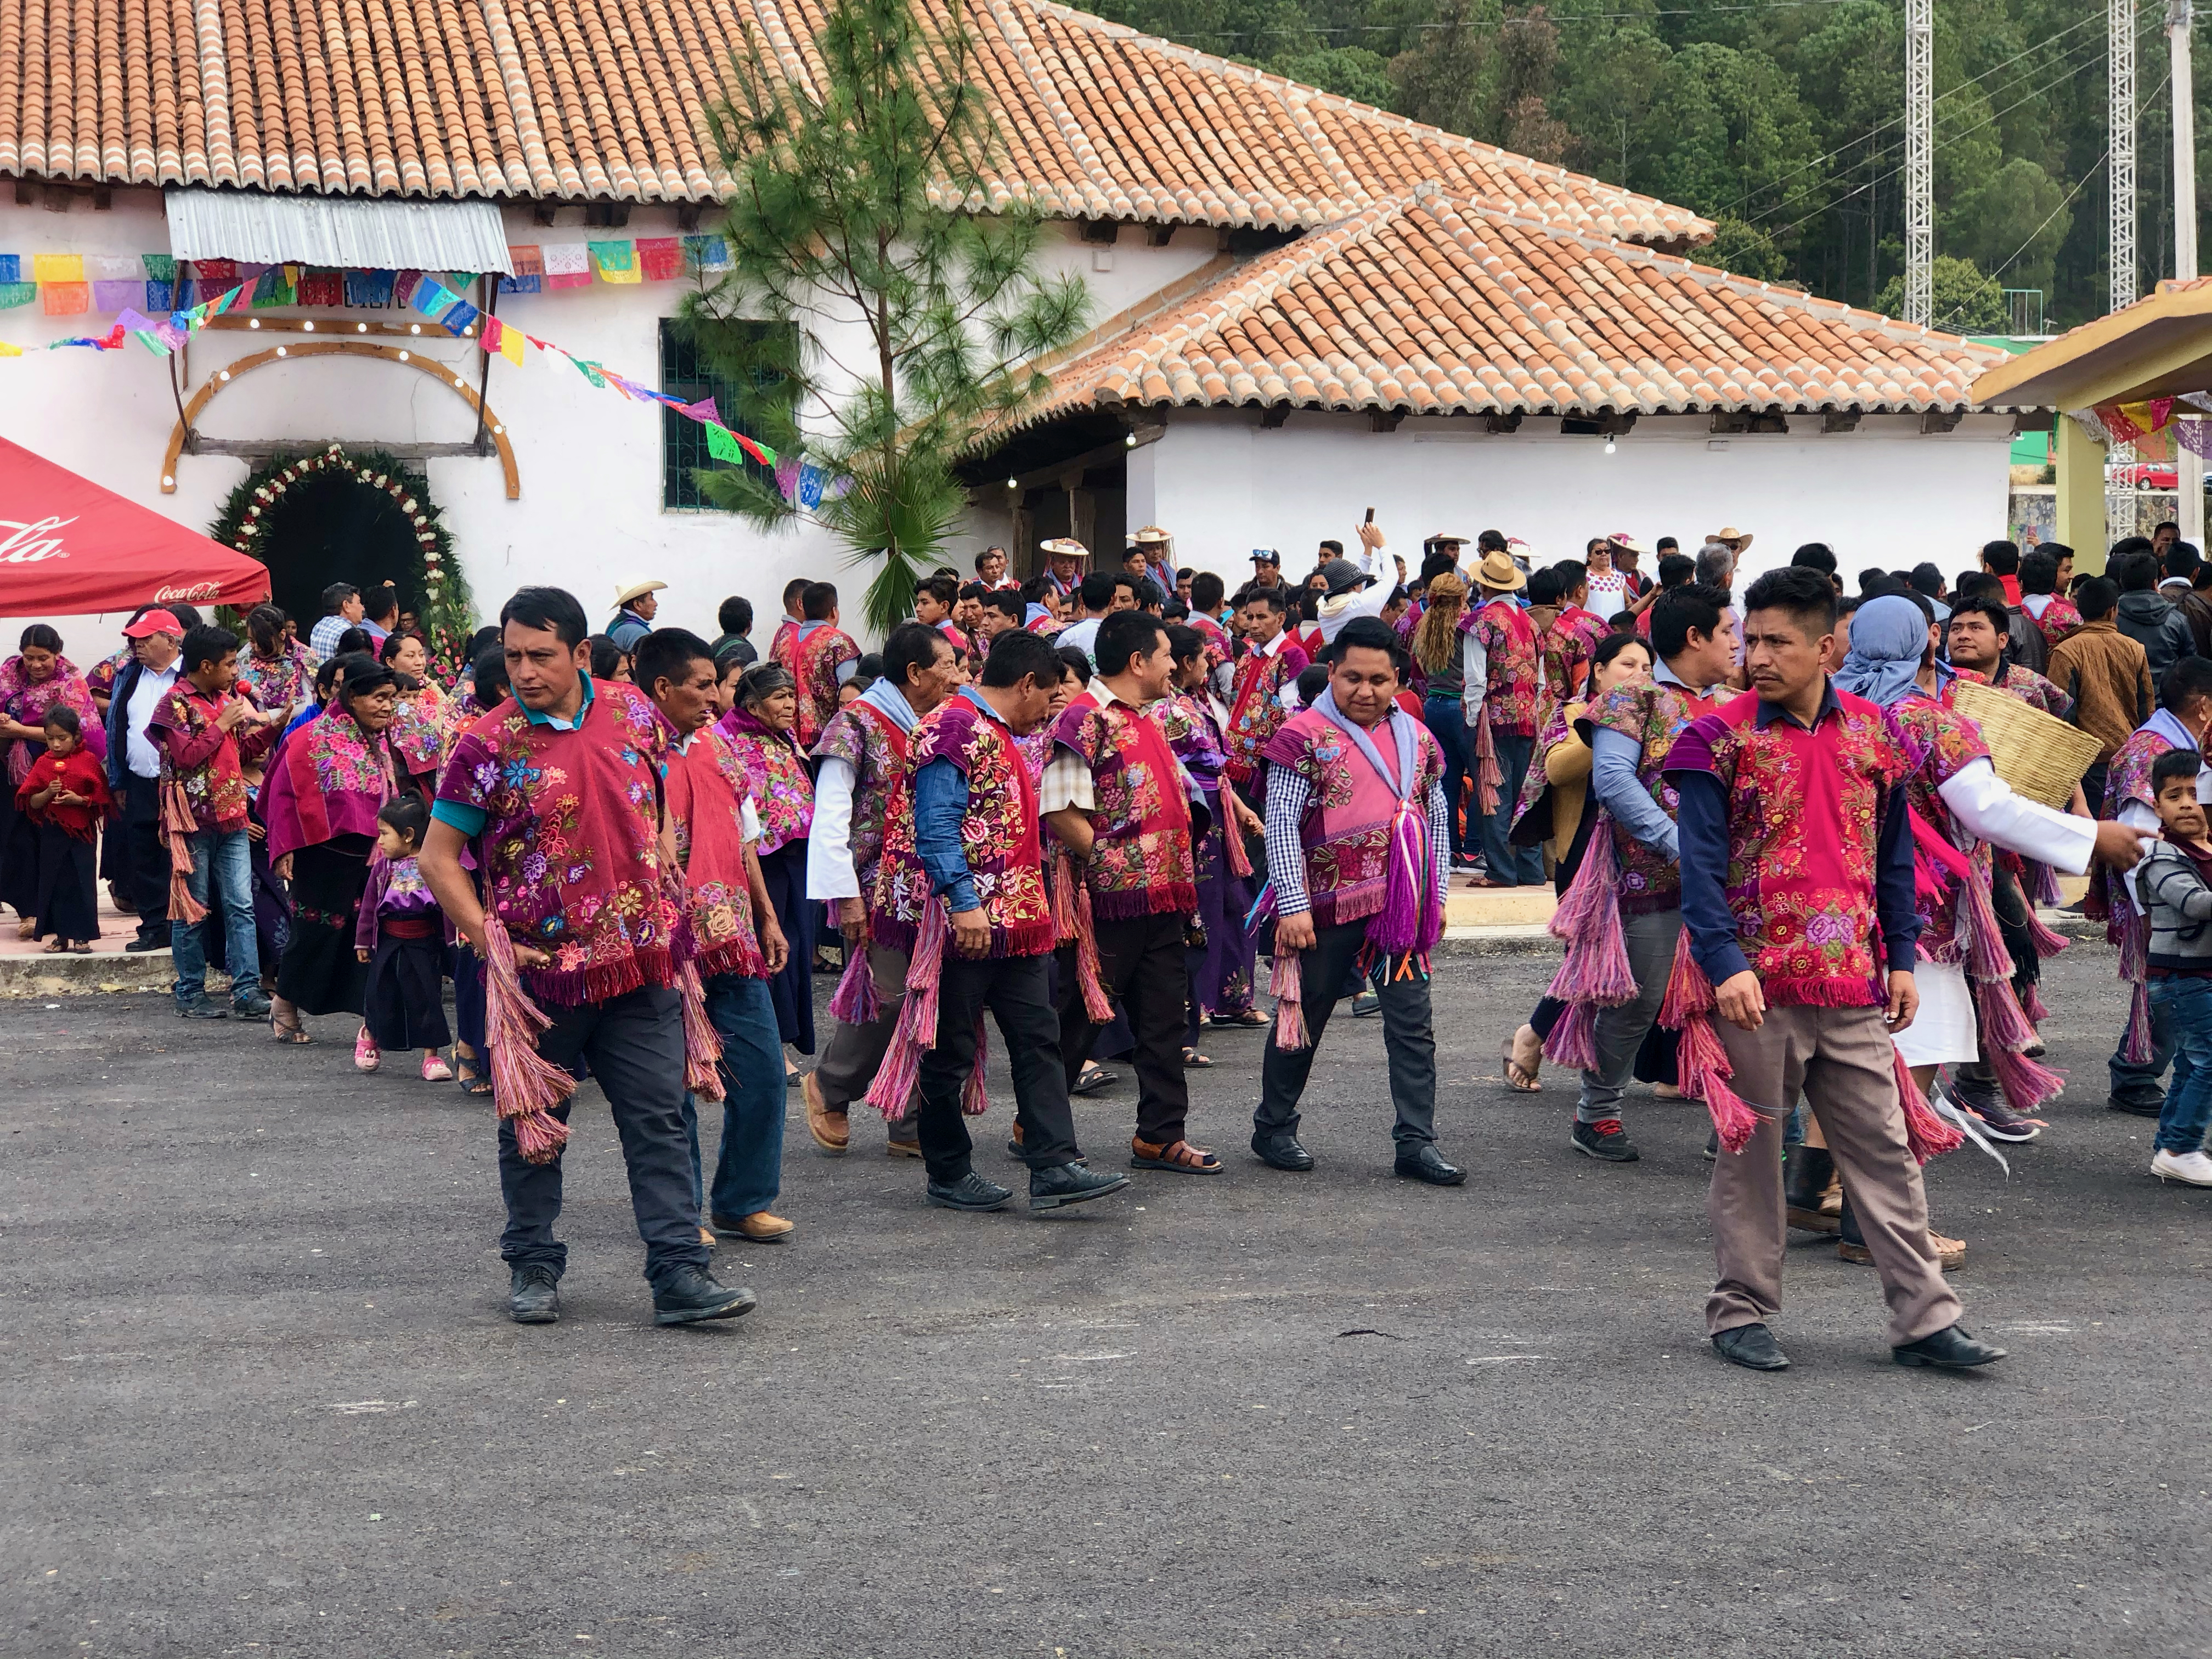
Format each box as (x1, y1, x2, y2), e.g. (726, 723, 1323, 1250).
(1711, 1323, 1790, 1370)
(2107, 1095, 2166, 1118)
(1029, 1162, 1130, 1210)
(1892, 1323, 2006, 1370)
(1250, 1132, 1314, 1171)
(927, 1171, 1013, 1211)
(652, 1267, 758, 1325)
(1393, 1144, 1466, 1186)
(124, 930, 170, 953)
(507, 1263, 560, 1324)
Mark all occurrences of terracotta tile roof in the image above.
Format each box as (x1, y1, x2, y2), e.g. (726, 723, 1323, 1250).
(1011, 188, 2008, 431)
(0, 0, 1706, 244)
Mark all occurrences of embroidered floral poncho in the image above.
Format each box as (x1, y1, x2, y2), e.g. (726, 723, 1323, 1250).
(0, 654, 103, 787)
(1048, 695, 1197, 919)
(1581, 679, 1723, 914)
(718, 706, 815, 854)
(811, 701, 909, 903)
(235, 642, 319, 714)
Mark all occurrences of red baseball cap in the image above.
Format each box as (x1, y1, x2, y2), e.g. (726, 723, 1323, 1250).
(122, 608, 183, 639)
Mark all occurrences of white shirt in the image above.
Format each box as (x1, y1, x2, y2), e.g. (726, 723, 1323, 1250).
(1935, 757, 2096, 875)
(1585, 571, 1627, 615)
(1057, 617, 1103, 663)
(123, 662, 179, 780)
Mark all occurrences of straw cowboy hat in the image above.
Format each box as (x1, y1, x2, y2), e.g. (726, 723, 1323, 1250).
(1474, 550, 1527, 592)
(1040, 537, 1090, 561)
(613, 577, 668, 607)
(1709, 527, 1755, 551)
(1130, 525, 1172, 546)
(1605, 534, 1650, 556)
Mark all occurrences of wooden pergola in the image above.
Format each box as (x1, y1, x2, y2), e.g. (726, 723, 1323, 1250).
(1972, 280, 2212, 562)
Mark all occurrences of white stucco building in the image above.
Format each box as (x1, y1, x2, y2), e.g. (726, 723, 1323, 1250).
(0, 0, 2032, 648)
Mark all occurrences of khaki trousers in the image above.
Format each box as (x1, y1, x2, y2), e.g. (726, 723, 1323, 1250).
(1709, 1002, 1962, 1347)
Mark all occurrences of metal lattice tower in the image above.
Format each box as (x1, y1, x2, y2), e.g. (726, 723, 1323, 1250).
(2113, 0, 2138, 310)
(1904, 0, 1932, 324)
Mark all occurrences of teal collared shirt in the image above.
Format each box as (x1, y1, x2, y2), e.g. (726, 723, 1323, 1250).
(430, 675, 598, 839)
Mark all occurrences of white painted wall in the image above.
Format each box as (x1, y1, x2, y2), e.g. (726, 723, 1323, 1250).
(0, 197, 1217, 653)
(1125, 409, 2019, 595)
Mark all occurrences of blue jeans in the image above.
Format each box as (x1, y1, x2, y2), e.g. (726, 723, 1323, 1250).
(678, 973, 787, 1223)
(1477, 730, 1544, 885)
(1423, 695, 1471, 860)
(2149, 978, 2212, 1154)
(172, 826, 259, 1005)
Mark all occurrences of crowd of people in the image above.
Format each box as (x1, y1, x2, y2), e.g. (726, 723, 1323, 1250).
(4, 516, 2208, 1363)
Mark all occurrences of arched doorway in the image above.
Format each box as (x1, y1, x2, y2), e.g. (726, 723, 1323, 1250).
(208, 447, 471, 656)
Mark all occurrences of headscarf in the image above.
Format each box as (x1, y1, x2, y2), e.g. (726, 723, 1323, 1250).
(1831, 594, 1939, 709)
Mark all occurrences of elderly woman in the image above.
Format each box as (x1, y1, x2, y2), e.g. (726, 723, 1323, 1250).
(0, 626, 105, 936)
(719, 662, 818, 1070)
(261, 653, 400, 1045)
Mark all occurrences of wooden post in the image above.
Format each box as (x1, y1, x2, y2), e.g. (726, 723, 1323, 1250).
(2055, 415, 2109, 569)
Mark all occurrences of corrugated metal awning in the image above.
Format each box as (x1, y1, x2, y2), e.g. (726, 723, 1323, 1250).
(163, 189, 513, 274)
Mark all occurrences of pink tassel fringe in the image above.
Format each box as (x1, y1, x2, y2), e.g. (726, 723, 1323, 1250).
(2123, 981, 2155, 1065)
(1893, 1048, 1964, 1164)
(1474, 708, 1502, 817)
(1071, 882, 1115, 1024)
(1541, 1000, 1599, 1070)
(482, 925, 577, 1165)
(1271, 947, 1308, 1051)
(866, 905, 945, 1123)
(827, 938, 882, 1026)
(161, 781, 207, 924)
(1544, 828, 1636, 1006)
(678, 960, 725, 1102)
(1223, 806, 1254, 880)
(1654, 930, 1761, 1153)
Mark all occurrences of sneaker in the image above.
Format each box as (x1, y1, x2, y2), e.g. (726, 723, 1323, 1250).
(652, 1267, 758, 1325)
(2152, 1147, 2212, 1186)
(1571, 1118, 1640, 1161)
(176, 994, 228, 1020)
(421, 1052, 454, 1082)
(354, 1028, 381, 1073)
(1962, 1094, 2044, 1143)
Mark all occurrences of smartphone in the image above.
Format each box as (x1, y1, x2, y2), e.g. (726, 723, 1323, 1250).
(1364, 507, 1375, 523)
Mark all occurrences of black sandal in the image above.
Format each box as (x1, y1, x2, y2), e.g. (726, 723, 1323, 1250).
(454, 1051, 493, 1096)
(1072, 1063, 1116, 1095)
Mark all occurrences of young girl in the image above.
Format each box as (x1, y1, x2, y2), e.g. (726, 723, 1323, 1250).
(353, 794, 453, 1080)
(16, 706, 111, 953)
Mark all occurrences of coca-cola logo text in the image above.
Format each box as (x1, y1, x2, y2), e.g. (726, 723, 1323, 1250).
(0, 515, 75, 563)
(154, 581, 223, 603)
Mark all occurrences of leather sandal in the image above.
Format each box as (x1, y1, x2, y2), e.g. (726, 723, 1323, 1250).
(1131, 1136, 1223, 1173)
(1500, 1031, 1542, 1092)
(1182, 1047, 1214, 1068)
(270, 1007, 312, 1044)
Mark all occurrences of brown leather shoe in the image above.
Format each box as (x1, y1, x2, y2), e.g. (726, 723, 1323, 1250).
(802, 1072, 849, 1153)
(1839, 1231, 1965, 1271)
(717, 1211, 794, 1242)
(887, 1137, 923, 1158)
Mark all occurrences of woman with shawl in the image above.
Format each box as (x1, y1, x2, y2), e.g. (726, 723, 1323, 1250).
(0, 627, 105, 936)
(719, 663, 818, 1072)
(234, 605, 319, 719)
(262, 654, 401, 1042)
(381, 630, 452, 790)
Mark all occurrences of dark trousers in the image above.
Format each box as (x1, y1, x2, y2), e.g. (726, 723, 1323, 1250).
(1478, 731, 1544, 884)
(495, 986, 708, 1289)
(1256, 918, 1437, 1149)
(2082, 760, 2109, 819)
(1057, 910, 1191, 1148)
(117, 776, 170, 928)
(917, 952, 1081, 1183)
(2112, 981, 2177, 1107)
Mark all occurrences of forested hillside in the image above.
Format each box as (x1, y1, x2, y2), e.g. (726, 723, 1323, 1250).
(1068, 0, 2201, 332)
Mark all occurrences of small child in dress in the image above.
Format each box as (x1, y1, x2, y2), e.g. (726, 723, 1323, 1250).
(2137, 746, 2212, 1188)
(354, 794, 454, 1081)
(16, 706, 111, 953)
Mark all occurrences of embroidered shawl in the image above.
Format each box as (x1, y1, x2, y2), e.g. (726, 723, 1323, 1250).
(1463, 599, 1540, 737)
(1048, 693, 1197, 919)
(390, 678, 453, 777)
(1888, 696, 1995, 963)
(665, 726, 770, 980)
(264, 702, 396, 860)
(147, 681, 257, 831)
(1664, 688, 1907, 1007)
(791, 623, 860, 748)
(437, 679, 684, 1006)
(1262, 698, 1446, 928)
(1223, 637, 1309, 784)
(0, 654, 103, 786)
(2024, 594, 2083, 649)
(717, 706, 815, 853)
(1538, 606, 1608, 727)
(1944, 662, 2074, 719)
(871, 695, 1053, 958)
(235, 642, 319, 713)
(1580, 678, 1724, 914)
(811, 699, 911, 903)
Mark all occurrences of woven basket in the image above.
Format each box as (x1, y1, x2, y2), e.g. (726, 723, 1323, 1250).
(1949, 679, 2103, 809)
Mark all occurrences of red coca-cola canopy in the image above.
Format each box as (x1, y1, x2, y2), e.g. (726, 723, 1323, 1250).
(0, 437, 270, 614)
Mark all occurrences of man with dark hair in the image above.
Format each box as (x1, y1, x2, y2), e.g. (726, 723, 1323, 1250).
(1908, 563, 1950, 622)
(805, 622, 964, 1155)
(913, 573, 968, 654)
(2097, 656, 2212, 1116)
(1946, 596, 2070, 713)
(1980, 540, 2022, 603)
(1056, 570, 1130, 665)
(975, 545, 1018, 591)
(1539, 558, 1608, 725)
(1664, 564, 2002, 1375)
(2049, 577, 2154, 817)
(634, 627, 793, 1244)
(148, 623, 278, 1019)
(869, 626, 1129, 1215)
(1464, 546, 1543, 885)
(309, 583, 365, 658)
(2154, 520, 2181, 560)
(1223, 586, 1308, 802)
(1553, 583, 1739, 1162)
(975, 588, 1025, 642)
(108, 607, 188, 951)
(1252, 616, 1460, 1183)
(2111, 544, 2197, 681)
(361, 584, 399, 645)
(1042, 609, 1239, 1173)
(769, 577, 810, 670)
(2161, 538, 2199, 593)
(422, 585, 758, 1328)
(2179, 547, 2212, 657)
(786, 582, 860, 747)
(710, 595, 757, 668)
(1791, 543, 1838, 582)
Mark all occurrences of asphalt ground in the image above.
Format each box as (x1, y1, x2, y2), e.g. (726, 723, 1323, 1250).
(3, 941, 2209, 1659)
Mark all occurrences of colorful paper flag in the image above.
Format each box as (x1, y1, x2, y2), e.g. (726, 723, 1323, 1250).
(88, 255, 143, 284)
(682, 235, 731, 274)
(345, 270, 395, 307)
(483, 316, 527, 366)
(0, 283, 34, 311)
(411, 279, 459, 320)
(144, 278, 174, 312)
(500, 245, 544, 296)
(143, 255, 176, 284)
(567, 354, 608, 388)
(42, 281, 89, 316)
(542, 244, 591, 291)
(115, 308, 176, 354)
(300, 270, 343, 307)
(251, 266, 297, 307)
(194, 257, 239, 284)
(636, 238, 682, 282)
(91, 280, 143, 313)
(441, 299, 482, 335)
(0, 341, 19, 358)
(0, 256, 18, 284)
(706, 421, 776, 467)
(677, 396, 719, 423)
(33, 253, 84, 284)
(587, 240, 639, 284)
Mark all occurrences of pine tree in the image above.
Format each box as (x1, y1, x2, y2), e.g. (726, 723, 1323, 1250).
(685, 0, 1092, 633)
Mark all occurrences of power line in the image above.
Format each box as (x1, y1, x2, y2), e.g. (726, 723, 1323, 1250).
(1929, 144, 2112, 326)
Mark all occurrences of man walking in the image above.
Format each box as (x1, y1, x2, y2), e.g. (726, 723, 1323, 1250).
(421, 586, 757, 1328)
(106, 609, 185, 953)
(787, 582, 861, 748)
(867, 629, 1130, 1214)
(804, 622, 962, 1156)
(1463, 546, 1543, 885)
(1251, 618, 1462, 1184)
(1664, 566, 2002, 1374)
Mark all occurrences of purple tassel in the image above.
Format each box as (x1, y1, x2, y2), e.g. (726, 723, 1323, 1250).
(1972, 976, 2065, 1113)
(828, 941, 881, 1025)
(1544, 826, 1637, 1007)
(2124, 981, 2155, 1065)
(865, 905, 945, 1122)
(2022, 981, 2051, 1024)
(1542, 1000, 1599, 1070)
(2031, 860, 2063, 908)
(2021, 904, 2068, 962)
